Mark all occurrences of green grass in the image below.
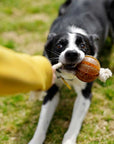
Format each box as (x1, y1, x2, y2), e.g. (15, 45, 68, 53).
(0, 0, 114, 144)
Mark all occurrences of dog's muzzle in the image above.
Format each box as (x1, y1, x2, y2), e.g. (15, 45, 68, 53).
(62, 50, 81, 70)
(65, 50, 80, 62)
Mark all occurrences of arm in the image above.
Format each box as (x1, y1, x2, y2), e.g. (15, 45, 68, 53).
(0, 46, 53, 96)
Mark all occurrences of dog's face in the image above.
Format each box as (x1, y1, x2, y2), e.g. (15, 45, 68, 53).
(45, 30, 97, 72)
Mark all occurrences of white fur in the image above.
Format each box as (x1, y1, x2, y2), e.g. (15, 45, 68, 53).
(62, 92, 90, 144)
(98, 68, 112, 82)
(28, 1, 112, 143)
(68, 26, 98, 58)
(54, 72, 89, 144)
(68, 26, 88, 36)
(59, 32, 85, 64)
(29, 93, 60, 144)
(57, 71, 89, 144)
(58, 70, 86, 89)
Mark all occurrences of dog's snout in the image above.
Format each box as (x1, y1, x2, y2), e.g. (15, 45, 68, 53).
(65, 50, 80, 61)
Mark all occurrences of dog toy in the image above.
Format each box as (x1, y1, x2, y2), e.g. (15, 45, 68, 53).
(53, 55, 112, 83)
(75, 55, 100, 82)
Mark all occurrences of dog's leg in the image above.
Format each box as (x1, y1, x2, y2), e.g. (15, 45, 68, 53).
(29, 84, 59, 144)
(62, 82, 93, 144)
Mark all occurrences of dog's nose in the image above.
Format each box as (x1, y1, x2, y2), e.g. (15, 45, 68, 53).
(65, 50, 79, 61)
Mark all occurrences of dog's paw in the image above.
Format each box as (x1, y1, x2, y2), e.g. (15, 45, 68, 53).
(28, 133, 45, 144)
(98, 68, 112, 82)
(28, 139, 36, 144)
(62, 131, 77, 144)
(62, 139, 76, 144)
(28, 138, 43, 144)
(62, 136, 76, 144)
(28, 139, 38, 144)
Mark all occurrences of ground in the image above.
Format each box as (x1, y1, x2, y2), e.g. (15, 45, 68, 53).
(0, 0, 114, 144)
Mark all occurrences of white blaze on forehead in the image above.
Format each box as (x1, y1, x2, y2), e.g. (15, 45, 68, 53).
(68, 26, 98, 58)
(68, 32, 85, 59)
(68, 26, 88, 36)
(68, 32, 77, 50)
(59, 32, 85, 64)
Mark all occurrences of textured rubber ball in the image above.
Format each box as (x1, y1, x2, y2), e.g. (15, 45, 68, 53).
(75, 55, 100, 82)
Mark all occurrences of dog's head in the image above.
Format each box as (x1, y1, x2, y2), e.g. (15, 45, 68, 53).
(44, 27, 98, 72)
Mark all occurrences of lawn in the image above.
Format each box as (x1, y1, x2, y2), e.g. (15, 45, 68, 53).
(0, 0, 114, 144)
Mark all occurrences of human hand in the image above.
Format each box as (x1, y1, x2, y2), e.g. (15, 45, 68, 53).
(52, 68, 56, 84)
(52, 62, 62, 84)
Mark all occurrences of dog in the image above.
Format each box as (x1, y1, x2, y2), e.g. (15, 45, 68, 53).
(29, 0, 113, 143)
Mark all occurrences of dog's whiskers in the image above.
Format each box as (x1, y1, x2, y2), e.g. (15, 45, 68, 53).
(46, 49, 60, 56)
(49, 57, 59, 60)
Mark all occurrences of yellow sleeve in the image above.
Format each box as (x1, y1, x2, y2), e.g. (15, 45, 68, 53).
(0, 46, 53, 96)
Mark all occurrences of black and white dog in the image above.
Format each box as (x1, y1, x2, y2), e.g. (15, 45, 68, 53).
(29, 0, 113, 144)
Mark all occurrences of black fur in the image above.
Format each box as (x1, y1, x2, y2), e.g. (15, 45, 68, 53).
(45, 33, 69, 65)
(43, 84, 59, 104)
(82, 82, 93, 99)
(59, 0, 72, 16)
(105, 0, 114, 30)
(45, 0, 113, 62)
(44, 0, 114, 101)
(29, 1, 114, 143)
(75, 34, 96, 55)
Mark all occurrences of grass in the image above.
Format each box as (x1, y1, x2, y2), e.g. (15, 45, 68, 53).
(0, 0, 114, 144)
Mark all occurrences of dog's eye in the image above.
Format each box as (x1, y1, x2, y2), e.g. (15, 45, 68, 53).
(80, 44, 86, 49)
(57, 44, 63, 49)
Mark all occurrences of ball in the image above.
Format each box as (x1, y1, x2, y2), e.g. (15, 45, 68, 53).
(75, 55, 100, 82)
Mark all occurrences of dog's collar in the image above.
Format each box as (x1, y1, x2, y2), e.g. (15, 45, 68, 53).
(57, 75, 74, 81)
(56, 73, 74, 90)
(57, 75, 72, 90)
(56, 71, 75, 81)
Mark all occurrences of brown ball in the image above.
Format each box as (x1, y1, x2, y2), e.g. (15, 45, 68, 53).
(75, 55, 100, 82)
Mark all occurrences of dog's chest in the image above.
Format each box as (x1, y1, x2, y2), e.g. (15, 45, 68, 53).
(56, 70, 86, 93)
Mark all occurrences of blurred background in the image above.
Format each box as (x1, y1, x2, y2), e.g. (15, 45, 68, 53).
(0, 0, 114, 144)
(0, 0, 64, 55)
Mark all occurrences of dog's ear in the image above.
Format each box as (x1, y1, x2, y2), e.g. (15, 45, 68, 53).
(44, 33, 57, 58)
(47, 33, 57, 40)
(89, 34, 99, 42)
(88, 34, 99, 56)
(45, 33, 56, 48)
